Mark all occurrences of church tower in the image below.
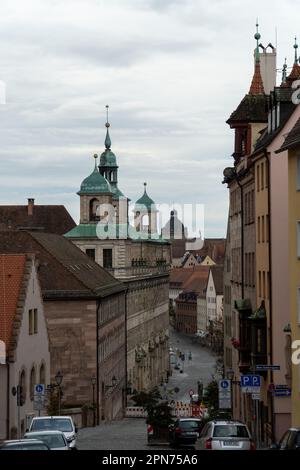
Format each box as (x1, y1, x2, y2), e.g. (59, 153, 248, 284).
(134, 182, 158, 236)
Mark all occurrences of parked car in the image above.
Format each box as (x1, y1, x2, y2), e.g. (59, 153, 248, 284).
(196, 420, 255, 450)
(0, 439, 50, 450)
(169, 418, 203, 448)
(270, 428, 300, 450)
(28, 416, 77, 449)
(24, 430, 69, 450)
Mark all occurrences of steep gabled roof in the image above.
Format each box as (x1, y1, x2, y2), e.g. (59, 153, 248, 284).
(0, 231, 125, 299)
(276, 116, 300, 153)
(0, 254, 26, 355)
(0, 204, 76, 235)
(210, 265, 224, 295)
(227, 94, 268, 125)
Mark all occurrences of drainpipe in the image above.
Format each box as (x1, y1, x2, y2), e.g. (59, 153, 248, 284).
(96, 300, 100, 426)
(236, 179, 244, 298)
(124, 288, 128, 414)
(6, 361, 10, 439)
(265, 150, 275, 442)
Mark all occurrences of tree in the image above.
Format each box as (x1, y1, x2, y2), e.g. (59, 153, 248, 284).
(203, 379, 218, 411)
(132, 387, 174, 429)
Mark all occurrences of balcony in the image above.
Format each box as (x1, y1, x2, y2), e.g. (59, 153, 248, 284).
(107, 264, 170, 280)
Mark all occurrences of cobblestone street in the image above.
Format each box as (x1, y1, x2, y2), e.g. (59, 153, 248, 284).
(77, 328, 218, 450)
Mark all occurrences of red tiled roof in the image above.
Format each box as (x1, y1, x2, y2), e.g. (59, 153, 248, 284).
(286, 63, 300, 86)
(249, 62, 265, 95)
(0, 254, 26, 352)
(181, 266, 210, 295)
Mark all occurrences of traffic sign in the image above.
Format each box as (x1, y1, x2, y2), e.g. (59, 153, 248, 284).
(35, 384, 45, 394)
(252, 393, 260, 400)
(255, 365, 280, 371)
(241, 375, 261, 394)
(218, 379, 231, 409)
(273, 389, 291, 397)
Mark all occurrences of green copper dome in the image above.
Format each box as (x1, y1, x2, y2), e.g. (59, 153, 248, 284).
(135, 183, 157, 211)
(100, 149, 117, 167)
(78, 156, 112, 195)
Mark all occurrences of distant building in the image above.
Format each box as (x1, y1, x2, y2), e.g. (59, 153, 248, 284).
(0, 199, 76, 235)
(0, 254, 50, 440)
(0, 231, 126, 423)
(174, 267, 210, 334)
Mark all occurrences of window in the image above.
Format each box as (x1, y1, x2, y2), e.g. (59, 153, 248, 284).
(258, 217, 261, 243)
(29, 310, 33, 335)
(20, 369, 26, 403)
(30, 367, 36, 401)
(297, 156, 300, 190)
(266, 215, 269, 243)
(298, 288, 300, 325)
(103, 249, 113, 269)
(259, 271, 261, 298)
(263, 271, 266, 298)
(34, 309, 38, 334)
(297, 222, 300, 258)
(262, 216, 265, 243)
(257, 166, 260, 192)
(40, 363, 45, 385)
(86, 249, 95, 262)
(261, 163, 264, 191)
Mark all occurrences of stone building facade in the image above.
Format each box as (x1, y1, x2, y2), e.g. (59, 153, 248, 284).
(65, 114, 171, 393)
(0, 231, 127, 424)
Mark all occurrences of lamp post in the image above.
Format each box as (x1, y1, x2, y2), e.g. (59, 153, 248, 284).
(91, 375, 96, 427)
(55, 370, 63, 416)
(226, 368, 234, 418)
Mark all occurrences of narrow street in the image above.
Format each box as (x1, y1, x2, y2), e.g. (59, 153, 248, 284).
(77, 327, 218, 450)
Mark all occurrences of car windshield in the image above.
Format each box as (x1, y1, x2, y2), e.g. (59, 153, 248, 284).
(27, 434, 66, 448)
(180, 421, 201, 430)
(2, 443, 49, 450)
(31, 419, 73, 432)
(213, 425, 249, 438)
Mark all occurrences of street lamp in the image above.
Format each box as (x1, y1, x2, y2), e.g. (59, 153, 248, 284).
(91, 375, 96, 427)
(55, 370, 63, 416)
(105, 375, 117, 391)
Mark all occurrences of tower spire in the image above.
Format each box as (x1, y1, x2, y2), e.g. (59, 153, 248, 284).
(93, 153, 98, 171)
(281, 58, 287, 85)
(294, 36, 298, 64)
(105, 104, 111, 150)
(249, 21, 265, 95)
(254, 20, 261, 62)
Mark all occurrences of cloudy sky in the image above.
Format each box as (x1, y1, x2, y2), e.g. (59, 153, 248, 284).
(0, 0, 298, 237)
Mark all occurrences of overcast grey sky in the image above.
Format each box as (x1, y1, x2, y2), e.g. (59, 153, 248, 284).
(0, 0, 298, 236)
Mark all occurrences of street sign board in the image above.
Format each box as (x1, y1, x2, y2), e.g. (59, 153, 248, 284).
(35, 384, 45, 395)
(241, 375, 261, 394)
(251, 393, 260, 400)
(255, 365, 280, 371)
(273, 389, 291, 397)
(218, 380, 231, 409)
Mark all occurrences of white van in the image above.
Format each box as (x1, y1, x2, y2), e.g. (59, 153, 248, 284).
(28, 416, 77, 449)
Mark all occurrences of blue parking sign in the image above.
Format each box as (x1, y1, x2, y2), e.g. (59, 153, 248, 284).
(241, 375, 261, 388)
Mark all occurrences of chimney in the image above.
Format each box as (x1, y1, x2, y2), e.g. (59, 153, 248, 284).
(27, 198, 35, 216)
(255, 44, 277, 94)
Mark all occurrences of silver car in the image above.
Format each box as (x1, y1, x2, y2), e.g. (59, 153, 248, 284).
(28, 416, 77, 449)
(24, 430, 69, 450)
(196, 420, 255, 450)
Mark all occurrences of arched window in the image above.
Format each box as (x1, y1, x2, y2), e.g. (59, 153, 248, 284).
(20, 369, 26, 403)
(89, 198, 100, 221)
(30, 366, 36, 401)
(39, 363, 45, 385)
